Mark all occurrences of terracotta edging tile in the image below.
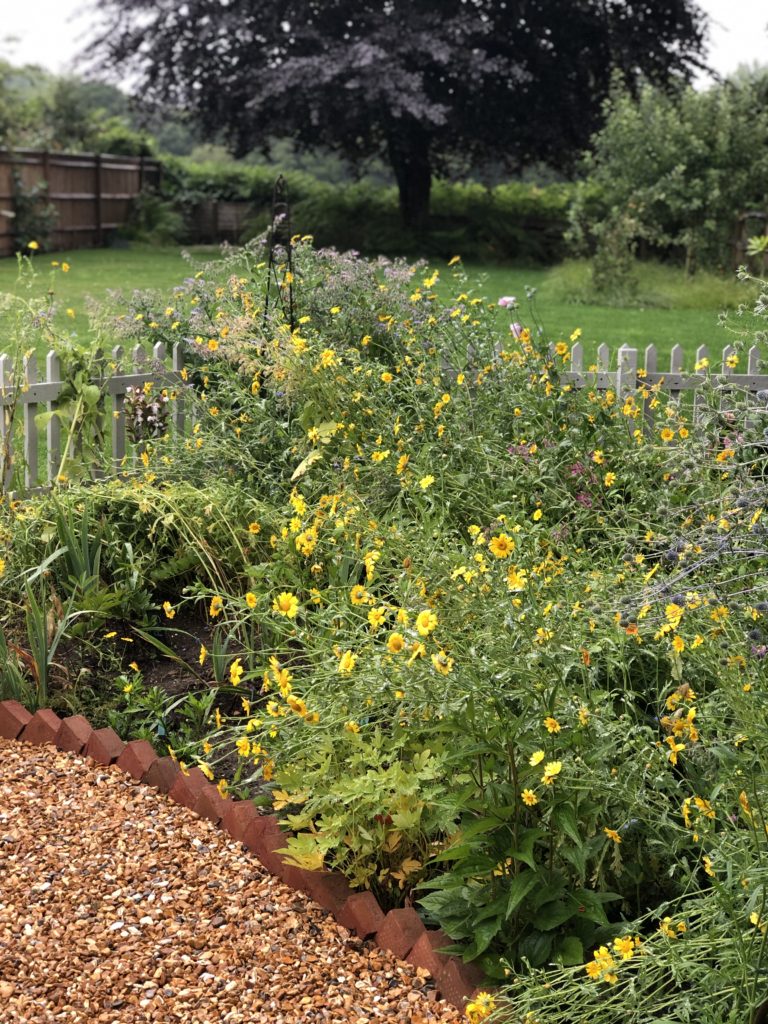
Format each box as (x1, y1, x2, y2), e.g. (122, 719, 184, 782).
(85, 727, 126, 765)
(435, 957, 486, 1008)
(116, 739, 158, 780)
(56, 715, 93, 754)
(220, 798, 260, 843)
(0, 700, 33, 739)
(4, 704, 487, 1009)
(168, 766, 209, 810)
(336, 890, 386, 937)
(193, 783, 230, 824)
(375, 907, 427, 960)
(142, 755, 180, 793)
(20, 708, 62, 745)
(407, 928, 453, 979)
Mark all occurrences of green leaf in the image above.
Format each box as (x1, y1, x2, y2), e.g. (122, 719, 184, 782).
(555, 936, 584, 966)
(315, 421, 338, 443)
(551, 803, 582, 847)
(569, 888, 620, 926)
(518, 930, 553, 967)
(34, 409, 58, 430)
(463, 917, 502, 959)
(535, 899, 575, 931)
(509, 827, 545, 869)
(291, 449, 324, 481)
(81, 383, 101, 408)
(505, 868, 539, 917)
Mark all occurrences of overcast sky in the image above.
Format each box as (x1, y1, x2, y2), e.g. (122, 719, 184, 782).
(1, 0, 766, 86)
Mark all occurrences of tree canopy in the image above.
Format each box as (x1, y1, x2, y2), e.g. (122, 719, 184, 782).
(88, 0, 710, 229)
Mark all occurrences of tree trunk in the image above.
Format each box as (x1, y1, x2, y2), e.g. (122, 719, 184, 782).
(387, 128, 432, 232)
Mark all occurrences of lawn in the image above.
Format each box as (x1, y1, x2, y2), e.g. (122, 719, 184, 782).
(458, 261, 760, 367)
(0, 245, 759, 369)
(0, 245, 220, 358)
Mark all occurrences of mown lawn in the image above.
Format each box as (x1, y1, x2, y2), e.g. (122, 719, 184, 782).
(457, 261, 760, 368)
(0, 245, 220, 357)
(0, 245, 758, 369)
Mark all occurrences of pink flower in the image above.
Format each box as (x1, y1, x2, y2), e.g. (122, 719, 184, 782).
(498, 296, 517, 308)
(510, 322, 523, 338)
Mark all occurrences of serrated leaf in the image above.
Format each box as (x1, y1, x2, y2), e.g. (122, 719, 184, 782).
(506, 868, 539, 917)
(509, 827, 545, 869)
(551, 803, 582, 847)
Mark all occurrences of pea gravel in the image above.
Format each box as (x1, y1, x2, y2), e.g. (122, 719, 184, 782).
(0, 739, 463, 1024)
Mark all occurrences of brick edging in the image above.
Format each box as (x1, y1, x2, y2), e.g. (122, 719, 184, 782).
(0, 701, 487, 1009)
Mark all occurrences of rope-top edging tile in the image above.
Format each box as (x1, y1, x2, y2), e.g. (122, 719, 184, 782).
(0, 700, 487, 1010)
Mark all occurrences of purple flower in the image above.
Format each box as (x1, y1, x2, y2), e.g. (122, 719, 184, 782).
(575, 492, 593, 508)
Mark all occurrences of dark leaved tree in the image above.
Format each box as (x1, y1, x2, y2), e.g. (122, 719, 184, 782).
(86, 0, 710, 230)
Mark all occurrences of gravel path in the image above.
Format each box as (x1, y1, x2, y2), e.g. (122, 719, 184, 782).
(0, 739, 462, 1024)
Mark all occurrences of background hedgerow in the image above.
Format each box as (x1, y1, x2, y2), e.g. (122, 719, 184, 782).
(0, 241, 767, 1021)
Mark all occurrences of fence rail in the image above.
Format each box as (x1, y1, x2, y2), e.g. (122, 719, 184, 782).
(1, 340, 767, 497)
(0, 149, 161, 256)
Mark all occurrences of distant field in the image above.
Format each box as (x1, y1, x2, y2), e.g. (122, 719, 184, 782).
(0, 245, 761, 368)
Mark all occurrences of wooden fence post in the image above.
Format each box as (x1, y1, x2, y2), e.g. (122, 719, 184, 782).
(0, 354, 13, 491)
(94, 153, 103, 246)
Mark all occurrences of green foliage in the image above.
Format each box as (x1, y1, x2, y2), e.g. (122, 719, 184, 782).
(11, 172, 58, 252)
(159, 157, 573, 261)
(275, 731, 460, 899)
(108, 666, 216, 759)
(569, 76, 768, 281)
(119, 193, 185, 246)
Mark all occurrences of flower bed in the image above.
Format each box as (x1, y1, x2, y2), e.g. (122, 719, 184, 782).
(1, 241, 768, 1023)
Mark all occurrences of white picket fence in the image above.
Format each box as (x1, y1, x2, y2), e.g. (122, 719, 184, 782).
(0, 341, 185, 494)
(1, 339, 767, 496)
(560, 341, 768, 431)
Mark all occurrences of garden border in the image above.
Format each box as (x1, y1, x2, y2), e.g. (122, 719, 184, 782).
(0, 699, 487, 1011)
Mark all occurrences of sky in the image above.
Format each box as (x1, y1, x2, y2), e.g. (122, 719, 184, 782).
(0, 0, 766, 86)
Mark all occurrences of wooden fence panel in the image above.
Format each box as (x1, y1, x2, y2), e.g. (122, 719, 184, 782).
(0, 149, 161, 256)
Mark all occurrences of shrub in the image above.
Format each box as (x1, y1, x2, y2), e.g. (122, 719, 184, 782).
(568, 75, 768, 280)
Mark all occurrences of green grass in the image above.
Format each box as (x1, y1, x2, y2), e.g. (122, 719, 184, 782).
(457, 260, 761, 367)
(0, 246, 760, 370)
(0, 245, 220, 357)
